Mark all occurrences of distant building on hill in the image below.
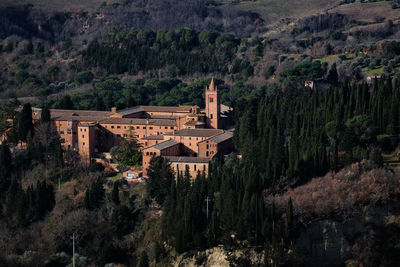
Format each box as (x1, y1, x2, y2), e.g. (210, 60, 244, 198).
(30, 78, 234, 178)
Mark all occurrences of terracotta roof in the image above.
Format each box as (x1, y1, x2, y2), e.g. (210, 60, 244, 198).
(184, 120, 206, 126)
(99, 117, 176, 126)
(118, 105, 195, 116)
(145, 139, 179, 151)
(165, 156, 210, 164)
(209, 77, 216, 91)
(142, 134, 166, 140)
(205, 131, 233, 144)
(78, 123, 97, 127)
(165, 129, 224, 138)
(49, 109, 112, 122)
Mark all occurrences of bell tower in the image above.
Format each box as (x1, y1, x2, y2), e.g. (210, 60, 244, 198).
(205, 78, 220, 129)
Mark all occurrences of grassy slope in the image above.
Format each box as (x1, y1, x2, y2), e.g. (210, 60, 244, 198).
(217, 0, 399, 26)
(231, 0, 338, 25)
(0, 0, 122, 11)
(1, 0, 397, 27)
(328, 1, 400, 22)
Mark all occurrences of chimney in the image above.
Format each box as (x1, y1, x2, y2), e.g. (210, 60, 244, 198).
(111, 107, 117, 113)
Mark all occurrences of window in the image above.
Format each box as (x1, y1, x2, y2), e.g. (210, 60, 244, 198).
(124, 126, 126, 129)
(60, 131, 64, 134)
(185, 164, 189, 170)
(82, 135, 85, 138)
(143, 127, 146, 129)
(67, 129, 72, 134)
(146, 152, 149, 156)
(189, 137, 191, 140)
(149, 127, 153, 130)
(203, 165, 206, 171)
(83, 142, 85, 146)
(84, 129, 87, 132)
(209, 97, 214, 103)
(117, 134, 121, 137)
(210, 114, 213, 119)
(117, 126, 121, 129)
(194, 165, 197, 171)
(170, 127, 174, 129)
(206, 151, 209, 156)
(165, 127, 168, 129)
(123, 134, 127, 137)
(111, 126, 114, 129)
(67, 121, 71, 126)
(130, 126, 133, 130)
(80, 129, 82, 132)
(189, 143, 191, 146)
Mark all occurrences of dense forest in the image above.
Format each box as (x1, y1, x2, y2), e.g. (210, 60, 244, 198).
(82, 28, 252, 77)
(141, 78, 400, 266)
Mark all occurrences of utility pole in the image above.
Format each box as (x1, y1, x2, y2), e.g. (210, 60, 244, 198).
(70, 232, 77, 267)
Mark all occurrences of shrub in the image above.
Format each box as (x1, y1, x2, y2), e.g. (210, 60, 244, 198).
(266, 161, 400, 219)
(74, 71, 94, 85)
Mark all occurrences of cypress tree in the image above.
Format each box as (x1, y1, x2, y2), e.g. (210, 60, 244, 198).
(112, 182, 120, 205)
(17, 103, 33, 142)
(41, 106, 51, 123)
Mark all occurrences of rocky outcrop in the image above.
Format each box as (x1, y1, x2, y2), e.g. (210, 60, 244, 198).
(297, 205, 400, 267)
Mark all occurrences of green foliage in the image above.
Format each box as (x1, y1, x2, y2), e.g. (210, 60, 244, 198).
(111, 182, 120, 205)
(111, 204, 139, 237)
(112, 133, 142, 166)
(34, 87, 52, 96)
(15, 70, 29, 84)
(235, 79, 400, 186)
(84, 177, 105, 210)
(0, 143, 12, 194)
(279, 61, 325, 87)
(41, 106, 51, 123)
(146, 156, 174, 205)
(9, 180, 55, 227)
(74, 71, 94, 85)
(17, 60, 29, 70)
(40, 77, 238, 112)
(46, 65, 60, 81)
(17, 103, 34, 142)
(83, 28, 243, 76)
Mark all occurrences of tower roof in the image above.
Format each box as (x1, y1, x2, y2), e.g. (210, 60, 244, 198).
(209, 77, 216, 91)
